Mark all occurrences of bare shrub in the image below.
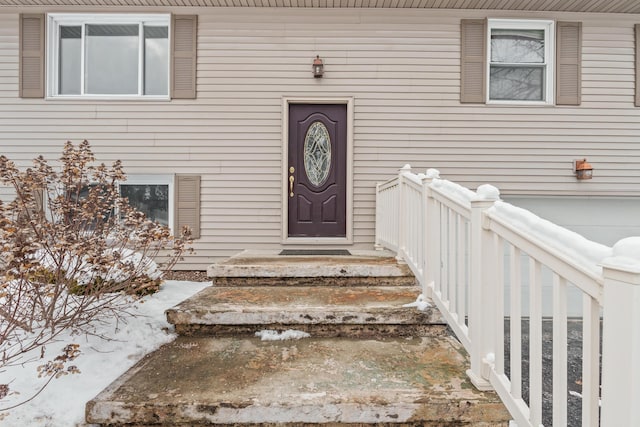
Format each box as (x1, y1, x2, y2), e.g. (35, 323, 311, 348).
(0, 140, 191, 407)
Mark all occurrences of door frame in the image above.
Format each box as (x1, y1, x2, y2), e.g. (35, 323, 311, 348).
(281, 96, 354, 245)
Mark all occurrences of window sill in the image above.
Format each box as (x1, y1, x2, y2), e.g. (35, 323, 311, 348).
(487, 100, 555, 107)
(45, 95, 171, 102)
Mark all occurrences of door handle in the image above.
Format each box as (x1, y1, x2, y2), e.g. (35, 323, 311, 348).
(289, 166, 295, 197)
(289, 175, 295, 197)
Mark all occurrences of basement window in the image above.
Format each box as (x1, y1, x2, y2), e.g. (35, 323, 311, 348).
(119, 175, 174, 230)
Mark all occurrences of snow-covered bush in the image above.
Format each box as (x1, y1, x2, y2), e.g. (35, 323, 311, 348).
(0, 140, 192, 407)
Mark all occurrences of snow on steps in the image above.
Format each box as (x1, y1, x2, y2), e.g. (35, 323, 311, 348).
(85, 253, 510, 426)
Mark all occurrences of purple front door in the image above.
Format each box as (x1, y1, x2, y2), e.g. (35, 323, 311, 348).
(288, 104, 347, 237)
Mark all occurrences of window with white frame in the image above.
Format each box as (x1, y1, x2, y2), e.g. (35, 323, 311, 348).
(119, 176, 174, 230)
(487, 19, 554, 104)
(48, 14, 170, 98)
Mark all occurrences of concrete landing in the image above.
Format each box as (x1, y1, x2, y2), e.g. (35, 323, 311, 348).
(167, 286, 445, 337)
(207, 250, 415, 287)
(86, 335, 509, 426)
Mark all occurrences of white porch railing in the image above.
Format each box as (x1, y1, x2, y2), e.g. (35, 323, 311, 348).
(375, 164, 640, 427)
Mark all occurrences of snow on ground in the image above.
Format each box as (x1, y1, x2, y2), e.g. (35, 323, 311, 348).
(0, 280, 209, 427)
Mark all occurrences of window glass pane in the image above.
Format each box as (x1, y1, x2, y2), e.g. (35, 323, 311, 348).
(85, 24, 139, 95)
(59, 26, 81, 95)
(490, 65, 544, 101)
(69, 184, 114, 229)
(491, 29, 544, 63)
(304, 121, 332, 187)
(143, 26, 169, 96)
(120, 184, 169, 226)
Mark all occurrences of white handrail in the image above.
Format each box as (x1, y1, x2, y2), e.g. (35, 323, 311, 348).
(375, 165, 640, 427)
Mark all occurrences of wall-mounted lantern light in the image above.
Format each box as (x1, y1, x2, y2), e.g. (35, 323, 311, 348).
(312, 55, 324, 78)
(575, 159, 593, 180)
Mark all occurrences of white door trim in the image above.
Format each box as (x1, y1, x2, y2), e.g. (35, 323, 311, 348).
(281, 96, 354, 245)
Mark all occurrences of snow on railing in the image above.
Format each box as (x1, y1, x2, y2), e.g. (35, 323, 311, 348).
(375, 165, 640, 427)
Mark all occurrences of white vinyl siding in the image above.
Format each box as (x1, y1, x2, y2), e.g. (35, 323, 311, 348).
(2, 8, 640, 269)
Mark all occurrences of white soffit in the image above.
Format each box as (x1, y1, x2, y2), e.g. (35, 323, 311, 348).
(2, 0, 640, 13)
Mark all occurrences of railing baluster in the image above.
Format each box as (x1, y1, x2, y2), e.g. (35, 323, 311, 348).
(393, 184, 399, 249)
(582, 293, 600, 427)
(463, 220, 470, 326)
(494, 234, 505, 376)
(454, 213, 464, 323)
(529, 258, 543, 427)
(510, 246, 522, 400)
(414, 187, 420, 269)
(421, 174, 430, 295)
(447, 207, 455, 308)
(397, 165, 409, 261)
(425, 182, 441, 296)
(440, 204, 448, 303)
(552, 274, 568, 427)
(417, 187, 421, 269)
(410, 187, 414, 261)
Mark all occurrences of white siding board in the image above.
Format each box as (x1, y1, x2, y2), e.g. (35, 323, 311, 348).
(2, 8, 640, 267)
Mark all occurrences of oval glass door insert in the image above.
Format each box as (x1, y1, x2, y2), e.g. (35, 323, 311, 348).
(303, 121, 332, 187)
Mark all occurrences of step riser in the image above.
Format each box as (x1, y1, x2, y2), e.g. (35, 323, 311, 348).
(174, 323, 448, 338)
(107, 423, 509, 426)
(88, 402, 509, 426)
(167, 308, 444, 328)
(213, 276, 416, 287)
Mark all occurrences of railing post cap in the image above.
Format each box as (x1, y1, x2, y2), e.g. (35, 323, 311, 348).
(474, 184, 500, 201)
(400, 164, 412, 172)
(601, 237, 640, 280)
(612, 236, 640, 258)
(425, 168, 440, 179)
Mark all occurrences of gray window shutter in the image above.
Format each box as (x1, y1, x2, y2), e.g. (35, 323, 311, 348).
(19, 14, 45, 98)
(171, 15, 197, 99)
(556, 21, 582, 106)
(460, 19, 486, 104)
(636, 24, 640, 107)
(175, 175, 201, 239)
(33, 188, 44, 214)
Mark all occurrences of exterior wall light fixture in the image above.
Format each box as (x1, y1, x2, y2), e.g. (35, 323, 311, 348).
(313, 55, 324, 78)
(575, 159, 593, 180)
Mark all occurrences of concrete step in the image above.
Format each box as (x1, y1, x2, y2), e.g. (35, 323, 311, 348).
(86, 335, 510, 426)
(207, 250, 415, 287)
(167, 285, 445, 337)
(86, 252, 511, 426)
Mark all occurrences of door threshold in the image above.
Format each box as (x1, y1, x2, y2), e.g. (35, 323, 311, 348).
(279, 249, 351, 256)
